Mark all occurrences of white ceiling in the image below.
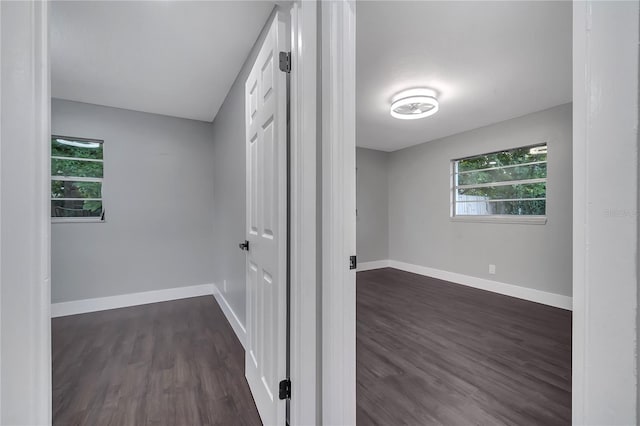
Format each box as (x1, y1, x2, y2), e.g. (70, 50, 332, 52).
(356, 1, 572, 152)
(51, 1, 274, 122)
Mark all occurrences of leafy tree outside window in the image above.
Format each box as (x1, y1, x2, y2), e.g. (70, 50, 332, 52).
(452, 143, 547, 218)
(51, 136, 104, 221)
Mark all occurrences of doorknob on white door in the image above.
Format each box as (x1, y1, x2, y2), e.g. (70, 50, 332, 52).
(239, 240, 249, 251)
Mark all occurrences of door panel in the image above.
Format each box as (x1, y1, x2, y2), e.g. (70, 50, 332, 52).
(244, 13, 287, 426)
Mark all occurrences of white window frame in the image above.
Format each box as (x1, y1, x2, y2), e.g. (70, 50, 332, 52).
(50, 135, 105, 223)
(450, 143, 548, 225)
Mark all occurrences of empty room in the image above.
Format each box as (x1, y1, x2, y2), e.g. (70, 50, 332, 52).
(47, 1, 292, 424)
(355, 2, 572, 424)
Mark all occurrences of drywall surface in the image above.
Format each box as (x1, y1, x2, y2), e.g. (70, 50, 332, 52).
(356, 148, 389, 262)
(209, 11, 278, 330)
(388, 103, 573, 296)
(51, 99, 215, 302)
(1, 2, 51, 424)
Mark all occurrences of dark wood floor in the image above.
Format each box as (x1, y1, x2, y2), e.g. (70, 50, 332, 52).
(357, 268, 572, 426)
(52, 296, 261, 426)
(53, 270, 571, 425)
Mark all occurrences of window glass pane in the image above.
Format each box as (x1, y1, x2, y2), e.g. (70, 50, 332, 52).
(51, 200, 103, 218)
(51, 136, 103, 160)
(457, 163, 546, 186)
(457, 182, 546, 201)
(51, 180, 102, 199)
(51, 158, 103, 178)
(455, 199, 545, 216)
(457, 144, 547, 172)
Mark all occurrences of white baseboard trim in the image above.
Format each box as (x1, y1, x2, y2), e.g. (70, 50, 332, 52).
(212, 283, 247, 349)
(357, 259, 391, 272)
(51, 284, 215, 318)
(357, 259, 572, 310)
(387, 260, 572, 311)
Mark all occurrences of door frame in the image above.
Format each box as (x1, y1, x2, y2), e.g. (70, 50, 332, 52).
(572, 1, 639, 424)
(320, 1, 357, 425)
(320, 0, 640, 425)
(289, 0, 319, 425)
(0, 1, 52, 424)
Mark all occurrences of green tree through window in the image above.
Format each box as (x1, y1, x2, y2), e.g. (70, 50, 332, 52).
(51, 136, 104, 220)
(453, 144, 547, 217)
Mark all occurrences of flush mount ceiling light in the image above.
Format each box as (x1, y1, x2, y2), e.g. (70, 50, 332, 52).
(390, 89, 439, 120)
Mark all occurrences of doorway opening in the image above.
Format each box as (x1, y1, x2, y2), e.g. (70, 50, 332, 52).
(354, 2, 572, 423)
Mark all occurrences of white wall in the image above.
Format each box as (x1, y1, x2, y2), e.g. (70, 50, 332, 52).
(354, 104, 572, 297)
(51, 99, 215, 303)
(388, 103, 572, 296)
(356, 147, 389, 263)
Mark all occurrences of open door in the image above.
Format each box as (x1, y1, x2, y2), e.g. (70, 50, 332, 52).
(242, 12, 288, 426)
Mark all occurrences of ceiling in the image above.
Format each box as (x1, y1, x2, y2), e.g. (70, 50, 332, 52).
(356, 1, 572, 152)
(51, 1, 274, 122)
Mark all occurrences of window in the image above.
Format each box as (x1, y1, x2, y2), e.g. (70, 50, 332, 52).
(452, 143, 547, 223)
(51, 136, 104, 222)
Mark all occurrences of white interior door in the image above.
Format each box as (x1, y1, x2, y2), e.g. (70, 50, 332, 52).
(243, 13, 287, 426)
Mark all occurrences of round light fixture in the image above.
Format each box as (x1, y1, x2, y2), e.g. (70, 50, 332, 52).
(390, 88, 440, 120)
(390, 94, 439, 120)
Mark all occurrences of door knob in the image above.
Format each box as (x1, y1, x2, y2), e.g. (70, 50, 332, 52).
(239, 240, 249, 251)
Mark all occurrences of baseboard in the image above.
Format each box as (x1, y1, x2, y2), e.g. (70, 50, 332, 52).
(357, 259, 391, 271)
(212, 283, 247, 349)
(387, 260, 572, 311)
(51, 284, 215, 318)
(357, 259, 572, 310)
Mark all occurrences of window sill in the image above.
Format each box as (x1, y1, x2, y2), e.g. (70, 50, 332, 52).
(451, 215, 547, 225)
(52, 218, 105, 224)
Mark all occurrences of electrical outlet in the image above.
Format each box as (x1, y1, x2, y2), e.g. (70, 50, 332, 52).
(223, 280, 228, 292)
(489, 264, 496, 275)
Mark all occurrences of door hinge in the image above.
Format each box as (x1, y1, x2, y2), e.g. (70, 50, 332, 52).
(350, 255, 357, 270)
(279, 51, 291, 73)
(279, 378, 291, 400)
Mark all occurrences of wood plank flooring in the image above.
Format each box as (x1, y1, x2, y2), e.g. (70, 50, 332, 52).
(53, 270, 570, 425)
(52, 296, 261, 426)
(357, 268, 572, 426)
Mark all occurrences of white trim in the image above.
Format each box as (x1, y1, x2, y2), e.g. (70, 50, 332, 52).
(0, 2, 51, 423)
(51, 156, 103, 163)
(52, 198, 102, 201)
(0, 1, 3, 418)
(50, 175, 102, 183)
(450, 215, 547, 225)
(289, 1, 318, 425)
(51, 284, 214, 318)
(321, 1, 357, 425)
(456, 177, 546, 190)
(356, 259, 390, 272)
(573, 2, 639, 424)
(212, 283, 247, 349)
(386, 260, 572, 311)
(456, 160, 547, 175)
(52, 217, 104, 224)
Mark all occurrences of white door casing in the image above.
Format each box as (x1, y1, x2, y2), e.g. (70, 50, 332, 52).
(321, 1, 357, 425)
(244, 13, 288, 426)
